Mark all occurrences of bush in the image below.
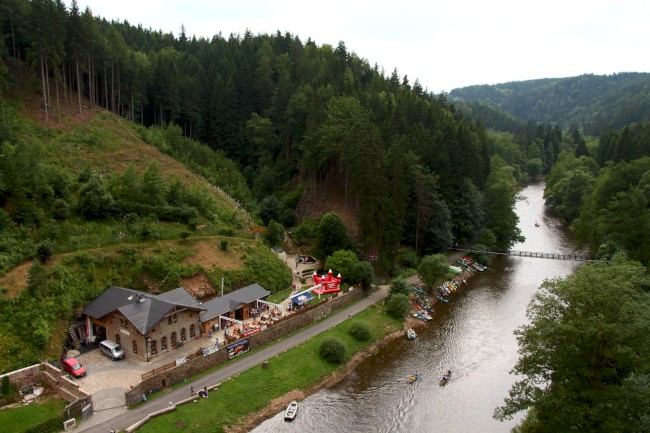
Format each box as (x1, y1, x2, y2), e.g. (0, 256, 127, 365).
(400, 251, 418, 269)
(468, 243, 491, 265)
(319, 338, 346, 364)
(24, 416, 67, 433)
(353, 261, 374, 293)
(180, 231, 191, 240)
(218, 228, 234, 236)
(292, 217, 318, 245)
(388, 277, 410, 298)
(35, 240, 53, 263)
(2, 376, 11, 396)
(348, 322, 371, 341)
(220, 239, 228, 251)
(32, 319, 51, 347)
(385, 293, 410, 319)
(265, 220, 285, 247)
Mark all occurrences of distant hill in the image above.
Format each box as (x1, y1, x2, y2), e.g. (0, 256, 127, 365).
(449, 73, 650, 135)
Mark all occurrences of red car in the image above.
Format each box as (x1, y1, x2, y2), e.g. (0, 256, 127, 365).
(62, 357, 86, 378)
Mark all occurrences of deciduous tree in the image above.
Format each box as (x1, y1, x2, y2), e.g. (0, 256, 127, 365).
(495, 256, 650, 432)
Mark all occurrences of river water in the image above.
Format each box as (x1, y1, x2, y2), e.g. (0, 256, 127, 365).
(253, 181, 581, 433)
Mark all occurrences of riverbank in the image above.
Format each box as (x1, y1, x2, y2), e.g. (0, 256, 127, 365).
(131, 253, 479, 433)
(133, 300, 403, 433)
(226, 328, 405, 433)
(228, 255, 478, 432)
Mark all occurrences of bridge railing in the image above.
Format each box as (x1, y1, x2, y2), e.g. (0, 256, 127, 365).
(449, 247, 600, 262)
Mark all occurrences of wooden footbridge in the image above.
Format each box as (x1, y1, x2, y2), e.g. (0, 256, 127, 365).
(449, 247, 601, 262)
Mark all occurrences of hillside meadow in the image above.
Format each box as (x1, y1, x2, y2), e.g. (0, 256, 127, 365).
(0, 96, 291, 373)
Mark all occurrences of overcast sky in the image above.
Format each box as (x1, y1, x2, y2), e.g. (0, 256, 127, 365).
(70, 0, 650, 94)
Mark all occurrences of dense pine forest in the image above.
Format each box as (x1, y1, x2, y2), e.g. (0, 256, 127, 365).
(1, 0, 551, 270)
(0, 0, 544, 372)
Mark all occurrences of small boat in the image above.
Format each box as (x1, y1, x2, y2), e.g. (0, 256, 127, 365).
(284, 400, 298, 421)
(435, 295, 449, 303)
(406, 329, 416, 340)
(412, 312, 429, 322)
(439, 370, 452, 386)
(472, 263, 486, 272)
(411, 285, 429, 296)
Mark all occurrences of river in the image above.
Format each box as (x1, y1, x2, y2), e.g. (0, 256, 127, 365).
(253, 181, 581, 433)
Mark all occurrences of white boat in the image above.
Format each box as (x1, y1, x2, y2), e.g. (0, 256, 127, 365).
(284, 400, 298, 421)
(406, 329, 416, 340)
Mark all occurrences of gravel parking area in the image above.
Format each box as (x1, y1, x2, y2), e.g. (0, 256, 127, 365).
(74, 337, 211, 397)
(75, 349, 148, 395)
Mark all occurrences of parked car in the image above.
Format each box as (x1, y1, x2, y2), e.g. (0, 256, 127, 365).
(99, 339, 125, 360)
(62, 357, 86, 378)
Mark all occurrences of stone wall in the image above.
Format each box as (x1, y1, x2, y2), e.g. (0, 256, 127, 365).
(0, 363, 41, 391)
(125, 287, 365, 405)
(38, 362, 91, 403)
(0, 362, 91, 404)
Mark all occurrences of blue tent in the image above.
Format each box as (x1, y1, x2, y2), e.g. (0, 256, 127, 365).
(290, 292, 314, 305)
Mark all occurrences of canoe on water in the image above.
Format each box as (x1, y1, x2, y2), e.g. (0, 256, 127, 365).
(439, 370, 452, 386)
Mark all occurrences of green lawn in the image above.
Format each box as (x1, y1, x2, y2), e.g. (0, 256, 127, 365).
(0, 397, 66, 432)
(267, 287, 292, 303)
(137, 305, 402, 433)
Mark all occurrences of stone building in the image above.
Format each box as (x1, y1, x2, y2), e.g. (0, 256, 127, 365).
(82, 286, 206, 361)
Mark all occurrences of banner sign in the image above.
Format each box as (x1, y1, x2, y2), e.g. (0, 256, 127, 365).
(175, 356, 187, 366)
(227, 339, 250, 360)
(202, 343, 219, 356)
(242, 328, 261, 337)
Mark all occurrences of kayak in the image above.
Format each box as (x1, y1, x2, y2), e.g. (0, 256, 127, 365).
(439, 370, 452, 386)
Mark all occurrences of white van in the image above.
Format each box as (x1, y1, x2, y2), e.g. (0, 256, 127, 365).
(99, 339, 124, 360)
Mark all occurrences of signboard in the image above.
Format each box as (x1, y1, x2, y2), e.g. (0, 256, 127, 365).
(202, 343, 219, 356)
(175, 356, 187, 366)
(242, 328, 261, 337)
(227, 339, 250, 360)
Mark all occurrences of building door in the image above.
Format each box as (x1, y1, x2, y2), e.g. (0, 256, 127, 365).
(171, 332, 177, 348)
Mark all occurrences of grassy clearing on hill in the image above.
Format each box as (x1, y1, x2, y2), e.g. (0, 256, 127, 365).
(0, 95, 284, 373)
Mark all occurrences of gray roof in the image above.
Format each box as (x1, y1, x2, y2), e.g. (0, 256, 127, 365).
(83, 286, 205, 335)
(157, 287, 205, 310)
(200, 283, 270, 322)
(81, 286, 146, 318)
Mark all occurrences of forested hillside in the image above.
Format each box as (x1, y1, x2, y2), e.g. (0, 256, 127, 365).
(450, 73, 650, 136)
(0, 0, 558, 372)
(1, 0, 548, 269)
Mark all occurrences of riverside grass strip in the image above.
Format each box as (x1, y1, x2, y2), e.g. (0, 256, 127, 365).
(136, 305, 402, 433)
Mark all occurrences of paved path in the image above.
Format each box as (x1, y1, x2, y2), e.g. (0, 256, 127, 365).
(79, 285, 390, 433)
